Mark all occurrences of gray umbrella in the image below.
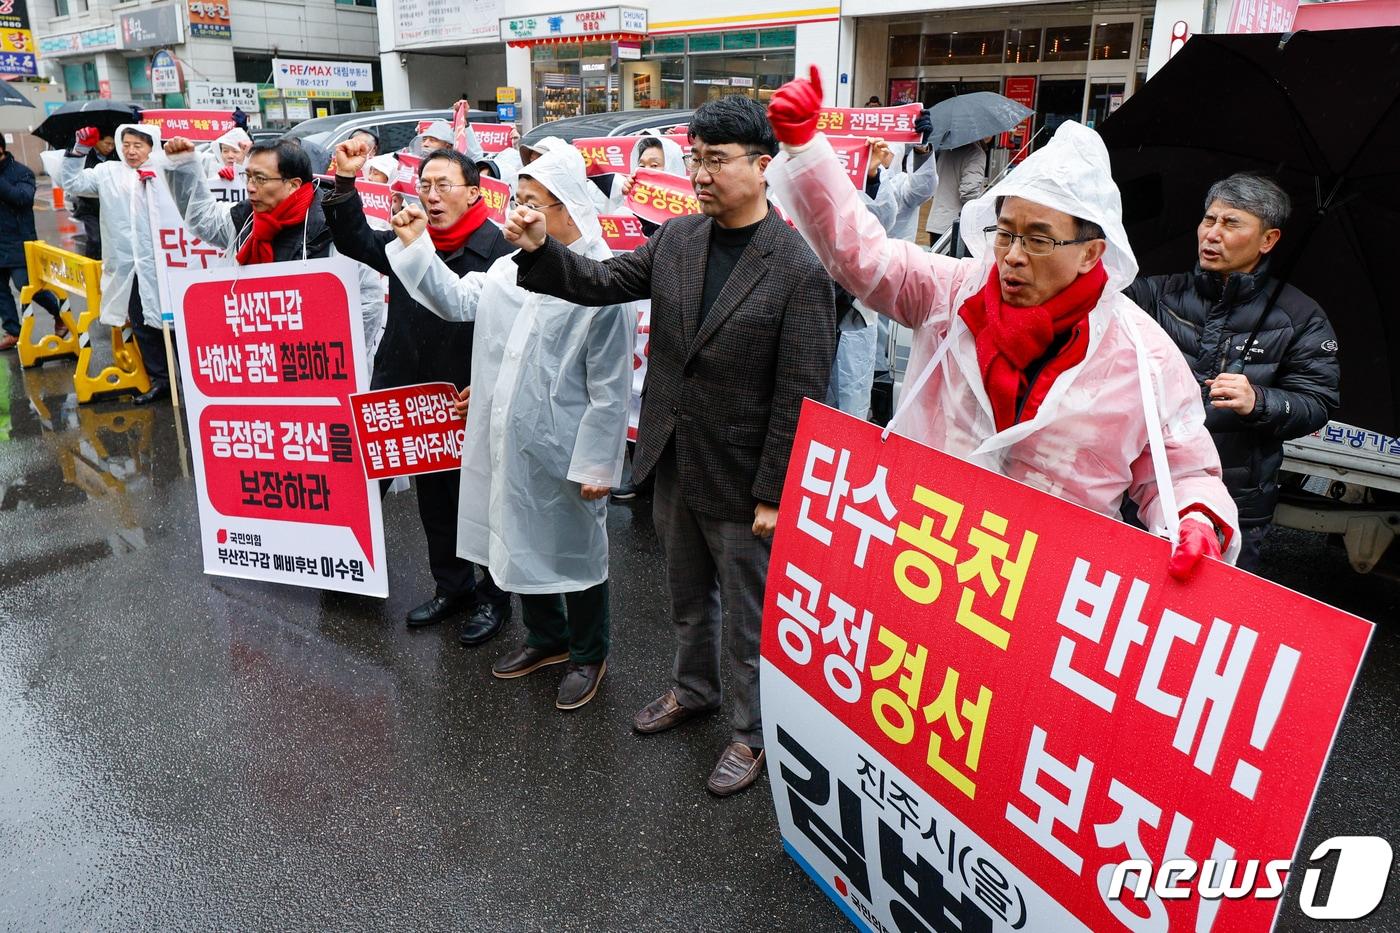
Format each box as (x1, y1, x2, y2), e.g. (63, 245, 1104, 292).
(926, 91, 1032, 151)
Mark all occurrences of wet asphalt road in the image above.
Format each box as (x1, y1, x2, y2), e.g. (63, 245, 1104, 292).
(0, 211, 1397, 932)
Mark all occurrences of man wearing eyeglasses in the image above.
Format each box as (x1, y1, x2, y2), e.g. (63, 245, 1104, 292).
(765, 68, 1240, 579)
(161, 137, 385, 341)
(501, 95, 838, 797)
(319, 139, 516, 641)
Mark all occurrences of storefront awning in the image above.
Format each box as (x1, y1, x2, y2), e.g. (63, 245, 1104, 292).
(500, 6, 647, 46)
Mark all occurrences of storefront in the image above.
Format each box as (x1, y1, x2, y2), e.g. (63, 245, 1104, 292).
(630, 27, 796, 110)
(502, 6, 650, 124)
(850, 1, 1154, 162)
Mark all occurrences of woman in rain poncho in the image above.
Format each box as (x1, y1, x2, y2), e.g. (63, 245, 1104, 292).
(200, 126, 252, 182)
(767, 69, 1240, 576)
(60, 122, 172, 404)
(606, 135, 686, 217)
(385, 145, 634, 710)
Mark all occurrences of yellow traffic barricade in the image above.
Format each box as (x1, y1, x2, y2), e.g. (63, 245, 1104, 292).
(15, 241, 150, 401)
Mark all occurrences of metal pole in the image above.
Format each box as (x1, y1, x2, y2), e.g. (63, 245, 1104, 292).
(1202, 0, 1218, 34)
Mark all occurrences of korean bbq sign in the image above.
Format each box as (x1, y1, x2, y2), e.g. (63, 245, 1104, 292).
(762, 401, 1372, 933)
(171, 259, 387, 597)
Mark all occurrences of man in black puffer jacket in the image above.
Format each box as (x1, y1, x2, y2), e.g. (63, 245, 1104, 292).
(1125, 173, 1339, 571)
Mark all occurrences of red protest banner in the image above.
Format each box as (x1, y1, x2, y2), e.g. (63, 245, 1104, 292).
(392, 152, 422, 196)
(480, 175, 510, 226)
(349, 382, 465, 480)
(573, 136, 639, 177)
(827, 135, 873, 190)
(599, 213, 650, 251)
(171, 258, 386, 596)
(624, 170, 700, 225)
(472, 123, 514, 153)
(141, 109, 239, 142)
(762, 401, 1372, 933)
(815, 103, 923, 142)
(317, 176, 396, 226)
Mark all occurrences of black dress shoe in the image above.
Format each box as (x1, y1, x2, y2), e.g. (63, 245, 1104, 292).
(459, 600, 511, 646)
(406, 593, 467, 627)
(132, 383, 171, 406)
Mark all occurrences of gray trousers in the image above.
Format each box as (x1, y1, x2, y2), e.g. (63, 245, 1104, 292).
(652, 450, 772, 749)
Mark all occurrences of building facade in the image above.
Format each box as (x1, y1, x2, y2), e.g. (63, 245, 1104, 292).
(33, 0, 382, 128)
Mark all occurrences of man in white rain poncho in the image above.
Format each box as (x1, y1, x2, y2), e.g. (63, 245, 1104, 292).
(384, 145, 633, 711)
(766, 69, 1240, 577)
(61, 122, 171, 405)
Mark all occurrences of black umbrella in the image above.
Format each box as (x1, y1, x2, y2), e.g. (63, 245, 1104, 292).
(1100, 26, 1400, 435)
(34, 99, 143, 148)
(0, 82, 33, 108)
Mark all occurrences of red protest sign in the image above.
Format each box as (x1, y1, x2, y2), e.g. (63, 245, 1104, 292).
(572, 136, 639, 177)
(624, 170, 700, 225)
(354, 179, 394, 225)
(472, 123, 514, 153)
(183, 271, 354, 399)
(392, 152, 422, 196)
(598, 213, 649, 251)
(815, 103, 923, 142)
(827, 135, 873, 190)
(141, 109, 240, 142)
(171, 258, 386, 597)
(479, 175, 510, 226)
(349, 382, 465, 480)
(762, 401, 1372, 933)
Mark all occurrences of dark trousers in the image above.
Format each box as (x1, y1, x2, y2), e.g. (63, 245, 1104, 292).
(0, 266, 61, 337)
(127, 287, 168, 386)
(1237, 523, 1270, 574)
(652, 449, 771, 749)
(521, 580, 610, 664)
(78, 214, 102, 260)
(377, 470, 506, 606)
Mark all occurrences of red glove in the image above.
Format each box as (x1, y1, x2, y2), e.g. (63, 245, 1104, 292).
(76, 126, 100, 148)
(767, 65, 825, 148)
(218, 164, 237, 181)
(1168, 517, 1222, 582)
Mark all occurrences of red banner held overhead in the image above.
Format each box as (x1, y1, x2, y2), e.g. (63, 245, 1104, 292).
(816, 104, 923, 142)
(141, 109, 241, 142)
(349, 382, 465, 480)
(471, 123, 514, 153)
(479, 175, 510, 226)
(762, 401, 1372, 933)
(572, 136, 640, 177)
(391, 152, 422, 196)
(623, 170, 701, 225)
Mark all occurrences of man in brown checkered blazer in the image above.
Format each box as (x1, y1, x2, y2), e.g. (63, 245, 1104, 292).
(506, 96, 838, 797)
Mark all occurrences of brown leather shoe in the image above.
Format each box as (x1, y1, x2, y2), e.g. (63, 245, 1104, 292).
(632, 688, 713, 735)
(0, 333, 17, 351)
(52, 318, 70, 340)
(555, 660, 606, 710)
(492, 643, 568, 679)
(706, 742, 766, 797)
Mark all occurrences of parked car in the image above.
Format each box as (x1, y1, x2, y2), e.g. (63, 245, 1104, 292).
(519, 109, 693, 148)
(282, 108, 498, 154)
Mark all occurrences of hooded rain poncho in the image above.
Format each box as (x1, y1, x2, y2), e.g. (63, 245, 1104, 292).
(385, 145, 635, 592)
(60, 122, 166, 327)
(768, 121, 1240, 561)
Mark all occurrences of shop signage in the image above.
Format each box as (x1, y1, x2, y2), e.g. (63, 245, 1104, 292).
(1227, 0, 1298, 32)
(38, 25, 119, 57)
(496, 85, 518, 103)
(188, 0, 232, 40)
(258, 86, 353, 101)
(396, 0, 501, 47)
(499, 6, 647, 41)
(150, 49, 181, 95)
(119, 5, 184, 50)
(496, 103, 517, 122)
(0, 0, 37, 74)
(273, 58, 374, 93)
(188, 81, 260, 110)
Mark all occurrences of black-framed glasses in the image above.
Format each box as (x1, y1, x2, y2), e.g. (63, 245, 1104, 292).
(682, 150, 765, 176)
(983, 226, 1101, 256)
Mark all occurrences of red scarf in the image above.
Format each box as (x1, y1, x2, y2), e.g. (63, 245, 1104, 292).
(236, 182, 315, 266)
(427, 197, 489, 254)
(958, 260, 1108, 433)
